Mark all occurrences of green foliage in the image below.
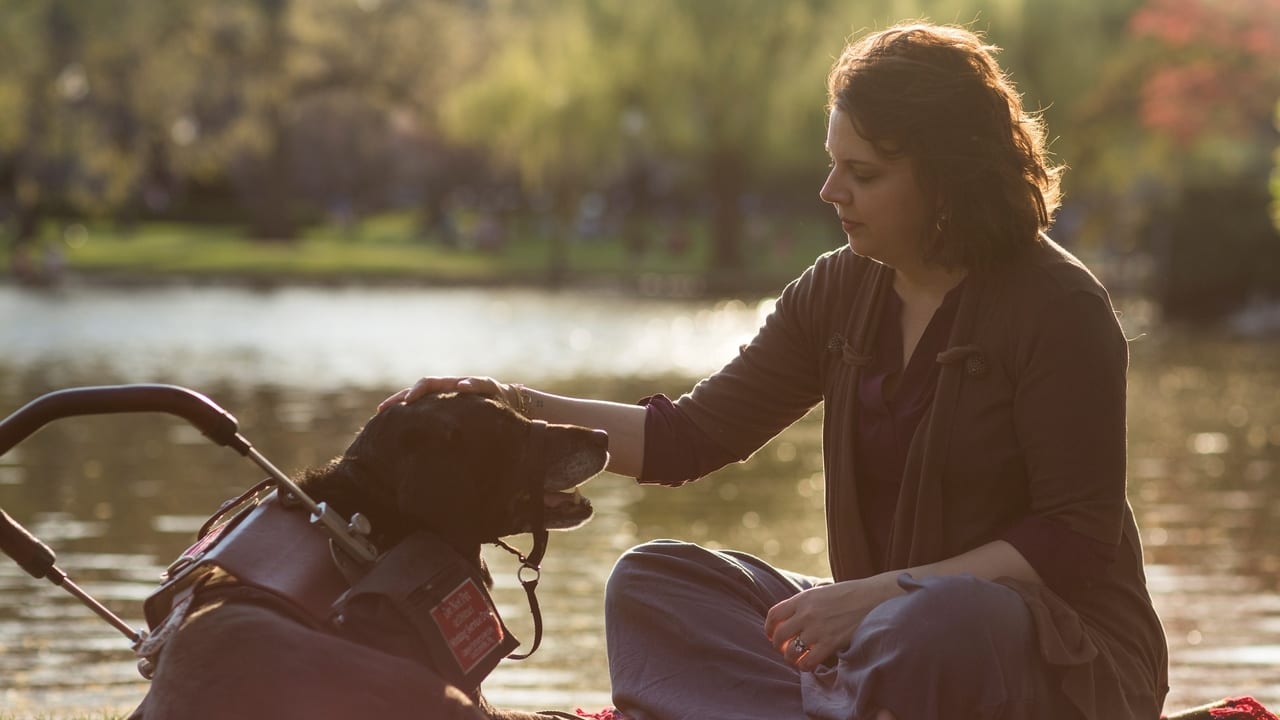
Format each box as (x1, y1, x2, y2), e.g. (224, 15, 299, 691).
(1067, 0, 1280, 316)
(441, 1, 615, 194)
(438, 0, 876, 267)
(1078, 0, 1279, 191)
(0, 1, 167, 217)
(0, 0, 1273, 298)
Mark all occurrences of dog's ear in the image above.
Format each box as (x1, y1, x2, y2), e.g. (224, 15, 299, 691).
(394, 394, 534, 542)
(384, 404, 488, 539)
(339, 405, 451, 504)
(377, 405, 461, 485)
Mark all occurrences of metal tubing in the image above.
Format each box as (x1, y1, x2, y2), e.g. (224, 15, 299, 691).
(48, 573, 143, 645)
(0, 385, 248, 458)
(244, 447, 377, 565)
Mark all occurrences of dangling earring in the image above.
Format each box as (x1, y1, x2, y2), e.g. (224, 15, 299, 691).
(935, 212, 949, 236)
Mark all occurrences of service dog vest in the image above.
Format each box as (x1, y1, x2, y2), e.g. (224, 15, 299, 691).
(141, 485, 520, 692)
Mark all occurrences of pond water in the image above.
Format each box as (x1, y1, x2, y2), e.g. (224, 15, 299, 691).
(0, 283, 1277, 717)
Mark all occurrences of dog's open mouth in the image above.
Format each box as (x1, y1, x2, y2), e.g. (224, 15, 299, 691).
(536, 425, 607, 530)
(542, 488, 593, 529)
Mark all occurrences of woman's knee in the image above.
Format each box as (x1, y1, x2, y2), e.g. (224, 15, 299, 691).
(842, 575, 1056, 717)
(606, 539, 792, 616)
(605, 539, 699, 607)
(854, 574, 1035, 669)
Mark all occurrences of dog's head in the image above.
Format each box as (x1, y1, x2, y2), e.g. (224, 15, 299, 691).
(325, 392, 607, 548)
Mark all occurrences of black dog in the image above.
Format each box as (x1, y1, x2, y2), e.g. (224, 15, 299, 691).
(133, 392, 608, 720)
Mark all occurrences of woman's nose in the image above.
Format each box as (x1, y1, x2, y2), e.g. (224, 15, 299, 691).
(819, 171, 844, 206)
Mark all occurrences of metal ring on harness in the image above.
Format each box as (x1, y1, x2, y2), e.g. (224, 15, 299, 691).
(517, 564, 541, 585)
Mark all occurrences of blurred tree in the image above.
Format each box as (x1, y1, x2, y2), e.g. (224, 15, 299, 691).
(440, 0, 854, 276)
(0, 0, 71, 248)
(1078, 0, 1280, 318)
(139, 0, 301, 240)
(438, 0, 1153, 275)
(621, 0, 842, 273)
(135, 0, 472, 240)
(282, 0, 472, 233)
(0, 1, 180, 246)
(0, 0, 301, 239)
(283, 0, 475, 234)
(439, 0, 627, 283)
(11, 0, 1271, 298)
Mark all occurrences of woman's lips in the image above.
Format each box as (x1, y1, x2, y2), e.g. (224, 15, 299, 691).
(841, 219, 863, 232)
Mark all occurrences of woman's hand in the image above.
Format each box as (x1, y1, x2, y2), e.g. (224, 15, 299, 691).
(377, 376, 520, 413)
(764, 573, 901, 672)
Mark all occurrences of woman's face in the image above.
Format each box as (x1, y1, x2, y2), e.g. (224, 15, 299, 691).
(819, 108, 932, 270)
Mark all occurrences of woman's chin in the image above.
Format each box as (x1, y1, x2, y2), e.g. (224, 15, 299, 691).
(846, 235, 880, 261)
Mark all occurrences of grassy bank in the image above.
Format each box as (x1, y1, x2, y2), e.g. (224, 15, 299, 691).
(4, 212, 841, 293)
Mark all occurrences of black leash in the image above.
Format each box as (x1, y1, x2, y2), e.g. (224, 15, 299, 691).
(493, 419, 550, 660)
(494, 529, 548, 660)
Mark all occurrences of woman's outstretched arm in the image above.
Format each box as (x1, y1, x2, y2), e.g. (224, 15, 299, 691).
(379, 376, 646, 478)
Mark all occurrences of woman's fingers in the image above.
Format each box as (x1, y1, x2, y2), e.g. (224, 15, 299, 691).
(765, 590, 838, 670)
(376, 387, 412, 413)
(454, 377, 501, 394)
(376, 376, 465, 412)
(763, 596, 794, 642)
(376, 376, 511, 413)
(764, 599, 800, 658)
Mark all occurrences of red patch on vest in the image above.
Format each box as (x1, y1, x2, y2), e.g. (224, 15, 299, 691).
(429, 578, 506, 673)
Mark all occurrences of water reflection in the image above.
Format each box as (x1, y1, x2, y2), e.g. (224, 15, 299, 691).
(0, 285, 1277, 715)
(0, 285, 771, 389)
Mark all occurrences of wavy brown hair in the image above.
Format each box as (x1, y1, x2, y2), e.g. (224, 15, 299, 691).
(827, 22, 1062, 269)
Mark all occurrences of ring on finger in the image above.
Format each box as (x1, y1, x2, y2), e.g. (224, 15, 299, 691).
(790, 637, 809, 656)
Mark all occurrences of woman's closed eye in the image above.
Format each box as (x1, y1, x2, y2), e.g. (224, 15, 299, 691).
(828, 157, 881, 181)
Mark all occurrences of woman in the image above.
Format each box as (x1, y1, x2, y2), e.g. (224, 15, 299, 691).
(381, 22, 1168, 720)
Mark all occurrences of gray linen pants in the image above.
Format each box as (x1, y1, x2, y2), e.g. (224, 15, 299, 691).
(604, 540, 1069, 720)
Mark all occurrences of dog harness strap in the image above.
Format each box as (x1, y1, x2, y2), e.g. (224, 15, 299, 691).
(525, 420, 548, 547)
(503, 419, 551, 660)
(505, 527, 548, 660)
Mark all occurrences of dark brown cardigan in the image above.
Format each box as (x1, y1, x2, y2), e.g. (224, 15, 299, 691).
(674, 237, 1168, 719)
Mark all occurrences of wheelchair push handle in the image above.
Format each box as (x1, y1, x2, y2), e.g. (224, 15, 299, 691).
(0, 505, 142, 644)
(0, 383, 376, 647)
(0, 383, 254, 647)
(0, 383, 376, 600)
(0, 508, 58, 580)
(0, 384, 250, 458)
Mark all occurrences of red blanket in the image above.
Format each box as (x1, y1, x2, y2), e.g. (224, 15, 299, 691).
(1163, 697, 1278, 720)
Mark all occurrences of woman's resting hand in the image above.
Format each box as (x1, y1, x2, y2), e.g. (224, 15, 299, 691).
(764, 573, 901, 672)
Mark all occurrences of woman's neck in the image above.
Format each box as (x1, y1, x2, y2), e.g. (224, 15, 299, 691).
(892, 261, 967, 308)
